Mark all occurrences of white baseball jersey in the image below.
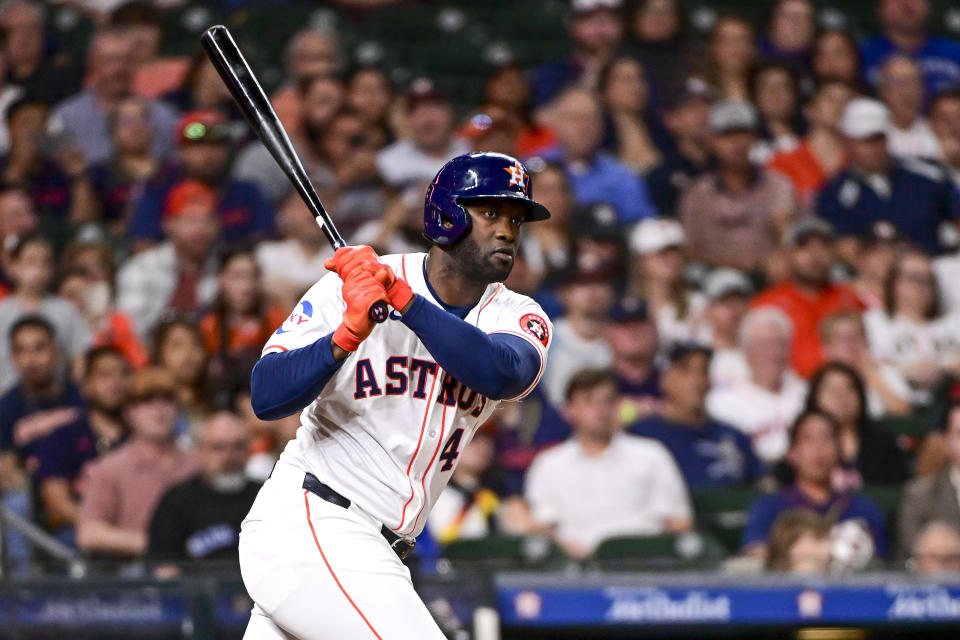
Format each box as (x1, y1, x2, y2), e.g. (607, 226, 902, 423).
(260, 252, 552, 538)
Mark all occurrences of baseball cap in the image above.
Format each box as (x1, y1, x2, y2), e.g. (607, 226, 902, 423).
(663, 76, 717, 110)
(841, 98, 889, 139)
(164, 180, 217, 219)
(664, 341, 713, 366)
(177, 110, 229, 145)
(571, 0, 622, 15)
(703, 268, 752, 301)
(559, 264, 615, 287)
(130, 367, 177, 403)
(786, 217, 835, 246)
(406, 77, 447, 112)
(709, 100, 757, 134)
(571, 201, 622, 241)
(609, 296, 650, 323)
(629, 217, 686, 255)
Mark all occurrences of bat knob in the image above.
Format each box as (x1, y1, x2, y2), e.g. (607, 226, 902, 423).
(369, 301, 389, 324)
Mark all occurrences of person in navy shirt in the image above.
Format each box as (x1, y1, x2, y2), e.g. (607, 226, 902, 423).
(127, 110, 274, 246)
(817, 97, 960, 256)
(742, 409, 888, 559)
(629, 342, 764, 490)
(541, 87, 657, 223)
(861, 0, 960, 96)
(32, 346, 129, 539)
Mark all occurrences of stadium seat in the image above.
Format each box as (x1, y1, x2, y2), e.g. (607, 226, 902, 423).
(443, 535, 561, 566)
(592, 531, 727, 569)
(692, 487, 759, 553)
(861, 484, 902, 546)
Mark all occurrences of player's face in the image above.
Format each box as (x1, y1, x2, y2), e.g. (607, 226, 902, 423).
(453, 199, 526, 283)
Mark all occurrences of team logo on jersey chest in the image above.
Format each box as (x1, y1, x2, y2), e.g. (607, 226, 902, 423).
(520, 313, 549, 347)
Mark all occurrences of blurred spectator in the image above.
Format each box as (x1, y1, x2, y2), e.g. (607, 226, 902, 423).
(49, 28, 178, 166)
(255, 194, 334, 310)
(128, 110, 274, 245)
(0, 45, 22, 156)
(818, 98, 960, 257)
(936, 243, 960, 317)
(628, 218, 703, 346)
(427, 428, 505, 544)
(751, 218, 865, 378)
(1, 96, 98, 222)
(811, 29, 863, 87)
(625, 0, 696, 95)
(819, 312, 910, 417)
(861, 0, 960, 96)
(160, 51, 239, 123)
(878, 54, 941, 160)
(345, 67, 394, 145)
(864, 248, 960, 402)
(0, 0, 79, 103)
(701, 14, 755, 101)
(759, 0, 815, 71)
(568, 200, 629, 276)
(0, 233, 91, 391)
(482, 65, 554, 157)
(0, 184, 37, 284)
(804, 361, 908, 487)
(87, 96, 159, 234)
(541, 267, 614, 406)
(851, 221, 901, 309)
(604, 297, 661, 423)
(930, 88, 960, 191)
(645, 77, 714, 216)
(376, 78, 469, 192)
(707, 307, 807, 463)
(199, 245, 286, 363)
(116, 180, 219, 336)
(525, 369, 692, 558)
(768, 79, 854, 211)
(520, 162, 574, 289)
(765, 509, 832, 574)
(748, 62, 801, 164)
(742, 409, 887, 559)
(235, 74, 346, 207)
(1, 316, 83, 467)
(679, 99, 797, 271)
(148, 411, 258, 569)
(599, 56, 662, 172)
(629, 343, 763, 489)
(531, 0, 624, 107)
(271, 28, 344, 134)
(700, 268, 752, 385)
(76, 367, 198, 558)
(111, 1, 189, 100)
(32, 346, 129, 537)
(899, 401, 960, 555)
(151, 318, 208, 431)
(908, 521, 960, 575)
(542, 87, 657, 223)
(351, 186, 431, 256)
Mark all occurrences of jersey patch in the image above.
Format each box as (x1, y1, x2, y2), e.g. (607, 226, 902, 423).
(275, 300, 314, 334)
(520, 313, 549, 347)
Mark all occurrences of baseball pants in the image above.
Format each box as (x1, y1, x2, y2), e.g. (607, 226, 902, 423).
(239, 461, 446, 639)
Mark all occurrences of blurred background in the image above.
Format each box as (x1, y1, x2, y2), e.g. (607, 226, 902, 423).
(1, 0, 960, 637)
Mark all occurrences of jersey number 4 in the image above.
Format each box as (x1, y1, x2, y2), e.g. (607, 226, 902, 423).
(439, 428, 465, 472)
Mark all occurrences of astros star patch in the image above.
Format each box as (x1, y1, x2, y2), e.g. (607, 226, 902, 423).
(520, 313, 549, 347)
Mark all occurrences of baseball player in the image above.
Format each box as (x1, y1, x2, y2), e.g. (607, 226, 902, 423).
(241, 152, 553, 639)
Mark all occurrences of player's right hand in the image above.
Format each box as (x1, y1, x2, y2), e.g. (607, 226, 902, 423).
(332, 271, 388, 352)
(324, 245, 382, 279)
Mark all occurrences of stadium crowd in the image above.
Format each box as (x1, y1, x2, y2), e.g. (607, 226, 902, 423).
(1, 0, 960, 579)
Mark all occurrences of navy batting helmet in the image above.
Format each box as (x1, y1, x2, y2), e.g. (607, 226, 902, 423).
(423, 152, 551, 245)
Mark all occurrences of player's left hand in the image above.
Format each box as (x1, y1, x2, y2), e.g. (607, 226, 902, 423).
(332, 271, 388, 352)
(325, 245, 382, 279)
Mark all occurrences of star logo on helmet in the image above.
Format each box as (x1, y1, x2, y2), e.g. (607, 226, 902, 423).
(504, 161, 527, 188)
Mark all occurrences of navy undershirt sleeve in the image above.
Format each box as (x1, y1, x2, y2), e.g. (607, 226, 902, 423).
(400, 294, 542, 400)
(250, 334, 344, 420)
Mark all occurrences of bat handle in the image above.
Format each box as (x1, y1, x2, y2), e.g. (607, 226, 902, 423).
(369, 301, 389, 324)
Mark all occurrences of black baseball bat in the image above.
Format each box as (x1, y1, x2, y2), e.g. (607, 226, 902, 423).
(201, 24, 388, 324)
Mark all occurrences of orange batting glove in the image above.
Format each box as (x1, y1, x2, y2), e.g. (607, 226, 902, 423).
(332, 271, 388, 352)
(371, 266, 414, 313)
(324, 245, 382, 279)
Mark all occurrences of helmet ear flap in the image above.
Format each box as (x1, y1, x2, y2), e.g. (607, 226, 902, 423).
(423, 185, 471, 245)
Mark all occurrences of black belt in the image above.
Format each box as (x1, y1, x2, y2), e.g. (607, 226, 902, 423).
(302, 472, 416, 560)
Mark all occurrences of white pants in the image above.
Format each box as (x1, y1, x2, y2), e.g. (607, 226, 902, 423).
(239, 462, 446, 640)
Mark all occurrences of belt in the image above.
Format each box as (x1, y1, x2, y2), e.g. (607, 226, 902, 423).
(302, 472, 416, 560)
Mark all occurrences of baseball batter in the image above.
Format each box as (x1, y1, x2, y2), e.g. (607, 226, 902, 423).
(241, 152, 553, 639)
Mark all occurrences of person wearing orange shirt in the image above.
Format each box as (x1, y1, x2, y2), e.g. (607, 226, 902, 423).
(751, 218, 865, 378)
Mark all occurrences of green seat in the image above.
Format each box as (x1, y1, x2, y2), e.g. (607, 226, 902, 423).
(443, 535, 559, 565)
(861, 485, 902, 543)
(692, 486, 759, 553)
(593, 531, 727, 568)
